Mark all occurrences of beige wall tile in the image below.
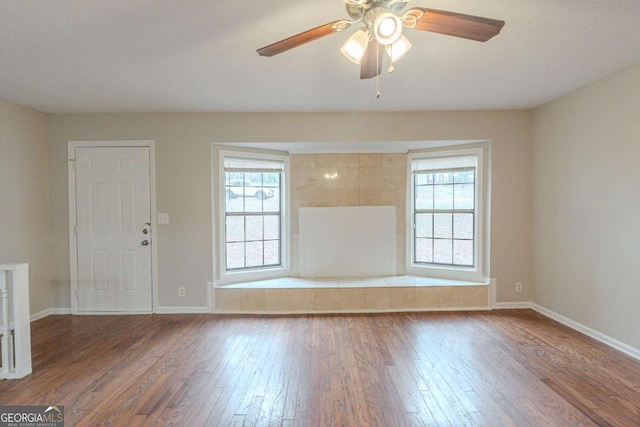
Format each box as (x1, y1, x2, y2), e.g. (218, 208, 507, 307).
(389, 287, 415, 309)
(382, 167, 405, 190)
(215, 288, 238, 310)
(365, 287, 390, 310)
(291, 154, 315, 173)
(292, 289, 316, 311)
(315, 153, 339, 168)
(414, 287, 439, 309)
(216, 288, 265, 311)
(359, 189, 382, 206)
(240, 289, 267, 311)
(314, 288, 341, 311)
(337, 167, 360, 189)
(382, 154, 406, 168)
(265, 289, 292, 311)
(396, 233, 406, 275)
(292, 189, 314, 207)
(217, 286, 487, 313)
(316, 167, 339, 189)
(438, 287, 462, 307)
(290, 233, 299, 276)
(359, 167, 383, 189)
(265, 289, 315, 311)
(380, 189, 405, 206)
(360, 153, 382, 167)
(292, 172, 317, 190)
(340, 288, 366, 310)
(290, 208, 299, 233)
(337, 154, 360, 167)
(462, 286, 489, 307)
(436, 286, 488, 308)
(313, 189, 338, 206)
(336, 190, 360, 206)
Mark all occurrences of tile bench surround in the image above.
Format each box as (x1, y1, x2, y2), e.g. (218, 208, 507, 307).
(215, 276, 489, 313)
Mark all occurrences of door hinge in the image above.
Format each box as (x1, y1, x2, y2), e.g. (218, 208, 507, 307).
(75, 288, 79, 300)
(74, 224, 77, 235)
(69, 158, 76, 170)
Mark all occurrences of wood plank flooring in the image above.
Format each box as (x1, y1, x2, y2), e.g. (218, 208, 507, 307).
(0, 310, 638, 426)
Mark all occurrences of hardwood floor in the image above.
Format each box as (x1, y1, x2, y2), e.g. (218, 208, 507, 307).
(1, 310, 638, 426)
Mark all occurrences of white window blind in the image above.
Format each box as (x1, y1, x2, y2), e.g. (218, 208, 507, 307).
(411, 155, 476, 174)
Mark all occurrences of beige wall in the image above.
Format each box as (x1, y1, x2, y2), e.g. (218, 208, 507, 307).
(47, 111, 533, 308)
(0, 98, 50, 315)
(533, 60, 640, 349)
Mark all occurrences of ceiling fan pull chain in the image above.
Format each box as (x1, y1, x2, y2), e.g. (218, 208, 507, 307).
(388, 44, 395, 73)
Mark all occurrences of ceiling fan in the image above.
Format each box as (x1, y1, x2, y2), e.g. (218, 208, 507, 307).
(257, 0, 505, 80)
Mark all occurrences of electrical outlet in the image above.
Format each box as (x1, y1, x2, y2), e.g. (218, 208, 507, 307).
(178, 286, 185, 297)
(516, 282, 523, 292)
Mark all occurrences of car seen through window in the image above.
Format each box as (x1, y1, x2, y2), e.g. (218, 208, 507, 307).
(226, 179, 274, 200)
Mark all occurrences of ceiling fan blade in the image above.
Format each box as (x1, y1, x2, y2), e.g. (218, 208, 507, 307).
(257, 20, 352, 57)
(404, 8, 505, 42)
(360, 39, 383, 80)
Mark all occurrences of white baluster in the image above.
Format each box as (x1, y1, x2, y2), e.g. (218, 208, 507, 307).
(0, 264, 31, 379)
(12, 264, 31, 378)
(0, 271, 10, 374)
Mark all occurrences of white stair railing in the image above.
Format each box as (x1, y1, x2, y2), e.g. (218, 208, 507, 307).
(0, 263, 32, 379)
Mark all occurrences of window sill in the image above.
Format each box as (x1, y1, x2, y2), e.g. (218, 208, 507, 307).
(406, 265, 486, 284)
(217, 266, 289, 286)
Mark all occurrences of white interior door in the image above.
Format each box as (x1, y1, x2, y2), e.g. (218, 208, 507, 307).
(74, 146, 152, 312)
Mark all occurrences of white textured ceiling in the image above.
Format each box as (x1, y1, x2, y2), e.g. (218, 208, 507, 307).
(1, 0, 640, 113)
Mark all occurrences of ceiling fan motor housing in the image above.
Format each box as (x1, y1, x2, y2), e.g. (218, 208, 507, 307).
(347, 1, 408, 46)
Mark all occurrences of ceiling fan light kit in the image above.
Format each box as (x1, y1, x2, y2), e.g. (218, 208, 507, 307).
(386, 33, 411, 63)
(341, 29, 370, 64)
(257, 0, 505, 89)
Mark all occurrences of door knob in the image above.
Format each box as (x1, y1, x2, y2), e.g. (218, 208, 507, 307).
(141, 240, 149, 246)
(143, 229, 149, 234)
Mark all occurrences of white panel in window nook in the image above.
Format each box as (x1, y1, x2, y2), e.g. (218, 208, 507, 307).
(299, 206, 396, 278)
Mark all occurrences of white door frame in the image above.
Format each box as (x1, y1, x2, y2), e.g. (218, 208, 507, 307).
(68, 140, 158, 314)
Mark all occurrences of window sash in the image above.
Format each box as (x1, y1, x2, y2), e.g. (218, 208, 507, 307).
(225, 212, 282, 271)
(411, 163, 477, 269)
(413, 211, 476, 267)
(223, 166, 283, 272)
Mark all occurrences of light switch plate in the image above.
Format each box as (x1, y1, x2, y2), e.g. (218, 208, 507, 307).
(158, 213, 169, 224)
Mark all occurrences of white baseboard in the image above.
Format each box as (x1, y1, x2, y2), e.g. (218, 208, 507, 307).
(155, 306, 212, 314)
(493, 301, 532, 309)
(30, 309, 51, 322)
(530, 303, 640, 361)
(32, 306, 211, 319)
(30, 308, 71, 322)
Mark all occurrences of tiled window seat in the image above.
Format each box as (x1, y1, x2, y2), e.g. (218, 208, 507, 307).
(215, 276, 489, 314)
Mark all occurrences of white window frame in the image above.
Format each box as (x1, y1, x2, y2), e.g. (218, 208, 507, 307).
(215, 149, 290, 285)
(406, 145, 489, 283)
